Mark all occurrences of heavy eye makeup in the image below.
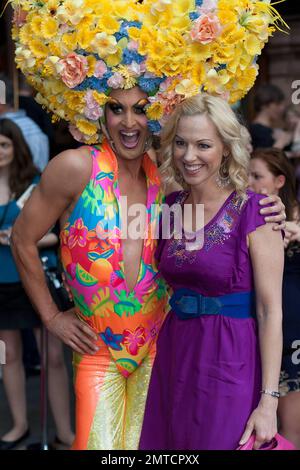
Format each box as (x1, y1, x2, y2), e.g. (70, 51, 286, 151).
(108, 102, 123, 115)
(107, 99, 148, 116)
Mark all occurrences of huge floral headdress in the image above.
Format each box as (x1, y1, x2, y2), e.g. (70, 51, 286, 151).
(10, 0, 287, 144)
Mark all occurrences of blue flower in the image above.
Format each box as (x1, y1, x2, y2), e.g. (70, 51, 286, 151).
(138, 76, 164, 94)
(122, 49, 145, 65)
(115, 32, 128, 42)
(117, 20, 142, 40)
(74, 73, 113, 93)
(189, 11, 200, 21)
(195, 0, 203, 6)
(100, 327, 123, 351)
(122, 20, 142, 30)
(147, 120, 162, 134)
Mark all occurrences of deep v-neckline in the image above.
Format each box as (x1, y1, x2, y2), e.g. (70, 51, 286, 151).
(115, 167, 150, 295)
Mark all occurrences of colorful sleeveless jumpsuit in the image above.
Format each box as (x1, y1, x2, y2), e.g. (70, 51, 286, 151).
(60, 141, 168, 450)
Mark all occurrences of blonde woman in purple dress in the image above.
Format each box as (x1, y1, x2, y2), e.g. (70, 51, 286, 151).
(139, 94, 284, 450)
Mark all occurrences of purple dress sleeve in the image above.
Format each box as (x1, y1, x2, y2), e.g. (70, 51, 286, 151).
(239, 191, 284, 240)
(239, 192, 269, 235)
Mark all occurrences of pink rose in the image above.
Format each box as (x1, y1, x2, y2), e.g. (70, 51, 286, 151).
(59, 53, 88, 88)
(190, 14, 222, 45)
(94, 60, 107, 79)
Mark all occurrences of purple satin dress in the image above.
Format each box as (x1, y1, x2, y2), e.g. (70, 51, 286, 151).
(139, 190, 268, 450)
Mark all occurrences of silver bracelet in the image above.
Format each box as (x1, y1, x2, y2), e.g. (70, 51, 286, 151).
(260, 389, 280, 399)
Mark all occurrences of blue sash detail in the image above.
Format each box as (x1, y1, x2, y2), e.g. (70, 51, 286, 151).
(170, 289, 256, 320)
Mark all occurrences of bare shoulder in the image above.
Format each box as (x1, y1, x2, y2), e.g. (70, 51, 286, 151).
(39, 146, 92, 200)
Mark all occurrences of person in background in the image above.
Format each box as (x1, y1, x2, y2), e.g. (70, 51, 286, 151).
(249, 148, 300, 450)
(18, 74, 55, 158)
(250, 84, 292, 150)
(0, 74, 49, 172)
(0, 119, 74, 450)
(286, 105, 300, 155)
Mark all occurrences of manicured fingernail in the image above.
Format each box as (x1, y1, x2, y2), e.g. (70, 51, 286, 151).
(265, 217, 271, 221)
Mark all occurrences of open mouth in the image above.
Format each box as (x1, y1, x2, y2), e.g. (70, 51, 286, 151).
(183, 163, 205, 175)
(119, 130, 141, 149)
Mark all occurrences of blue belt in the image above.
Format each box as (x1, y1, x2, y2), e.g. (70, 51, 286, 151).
(170, 289, 256, 320)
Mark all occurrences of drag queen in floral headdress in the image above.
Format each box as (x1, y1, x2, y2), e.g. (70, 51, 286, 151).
(10, 0, 286, 450)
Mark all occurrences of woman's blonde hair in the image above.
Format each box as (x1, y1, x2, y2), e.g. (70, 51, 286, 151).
(159, 93, 250, 195)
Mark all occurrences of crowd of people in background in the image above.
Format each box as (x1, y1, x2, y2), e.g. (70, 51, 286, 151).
(0, 74, 299, 450)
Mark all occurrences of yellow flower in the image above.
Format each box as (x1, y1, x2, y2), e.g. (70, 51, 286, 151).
(127, 27, 142, 42)
(29, 16, 42, 35)
(175, 79, 199, 98)
(91, 32, 118, 57)
(244, 34, 262, 56)
(235, 65, 258, 91)
(146, 102, 164, 121)
(92, 91, 108, 106)
(76, 119, 98, 136)
(116, 65, 137, 89)
(106, 45, 124, 68)
(48, 41, 63, 56)
(15, 46, 36, 69)
(41, 17, 58, 39)
(211, 44, 235, 64)
(64, 91, 85, 112)
(87, 55, 96, 77)
(218, 9, 237, 26)
(56, 0, 84, 25)
(97, 16, 120, 35)
(45, 0, 61, 15)
(190, 42, 212, 63)
(62, 32, 77, 50)
(76, 28, 95, 50)
(191, 62, 206, 87)
(19, 23, 32, 44)
(29, 39, 48, 58)
(220, 24, 246, 46)
(203, 68, 230, 94)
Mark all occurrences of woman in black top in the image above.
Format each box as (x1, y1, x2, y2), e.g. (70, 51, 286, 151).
(250, 84, 292, 150)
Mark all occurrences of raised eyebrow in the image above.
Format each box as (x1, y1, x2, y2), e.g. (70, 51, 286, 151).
(133, 98, 149, 107)
(108, 98, 123, 107)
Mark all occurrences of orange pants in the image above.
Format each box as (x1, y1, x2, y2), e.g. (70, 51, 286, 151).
(71, 338, 156, 450)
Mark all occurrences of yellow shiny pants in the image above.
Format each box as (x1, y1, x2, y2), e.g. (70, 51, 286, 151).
(71, 339, 156, 450)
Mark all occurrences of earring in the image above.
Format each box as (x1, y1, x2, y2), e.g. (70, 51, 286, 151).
(216, 156, 231, 188)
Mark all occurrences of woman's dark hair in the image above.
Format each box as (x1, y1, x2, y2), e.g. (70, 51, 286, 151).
(251, 147, 299, 221)
(0, 118, 39, 198)
(254, 84, 285, 113)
